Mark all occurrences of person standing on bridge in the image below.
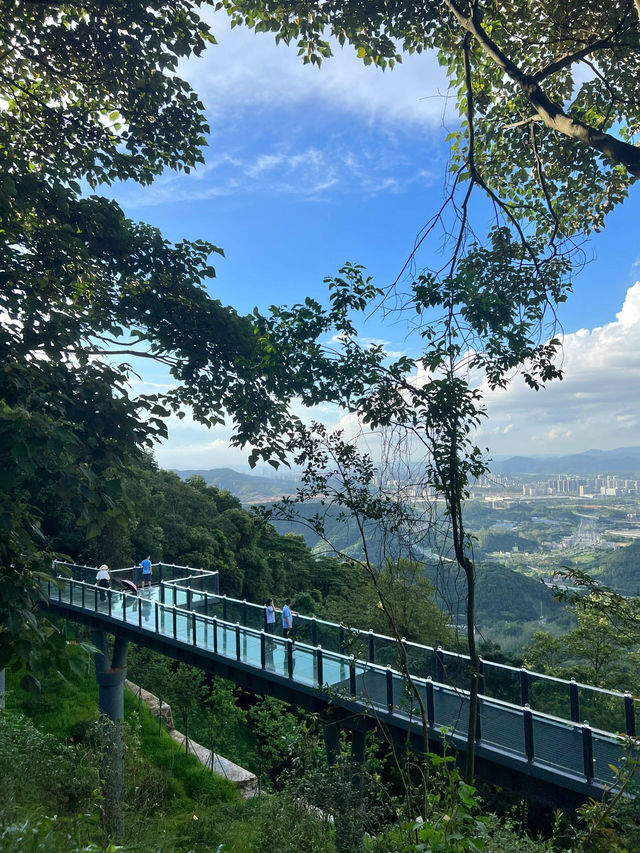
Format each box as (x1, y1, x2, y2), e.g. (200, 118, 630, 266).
(282, 598, 296, 640)
(139, 555, 152, 590)
(96, 564, 110, 602)
(265, 598, 276, 635)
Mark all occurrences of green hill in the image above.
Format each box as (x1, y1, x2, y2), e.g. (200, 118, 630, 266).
(174, 467, 298, 503)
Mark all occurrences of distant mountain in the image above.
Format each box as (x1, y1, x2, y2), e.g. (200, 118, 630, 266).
(173, 467, 298, 503)
(490, 447, 640, 477)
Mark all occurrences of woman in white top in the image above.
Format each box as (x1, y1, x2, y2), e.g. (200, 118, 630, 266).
(96, 564, 110, 602)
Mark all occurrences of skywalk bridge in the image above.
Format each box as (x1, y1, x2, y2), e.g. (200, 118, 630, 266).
(47, 561, 640, 806)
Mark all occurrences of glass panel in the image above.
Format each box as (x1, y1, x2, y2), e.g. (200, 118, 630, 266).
(292, 616, 314, 646)
(529, 674, 571, 720)
(321, 650, 351, 693)
(480, 699, 525, 756)
(218, 623, 236, 658)
(531, 717, 583, 774)
(175, 611, 190, 641)
(157, 605, 173, 637)
(315, 621, 341, 653)
(289, 644, 316, 686)
(578, 687, 625, 734)
(372, 636, 398, 669)
(238, 628, 261, 666)
(433, 686, 468, 737)
(439, 651, 469, 689)
(482, 663, 521, 705)
(592, 733, 629, 785)
(404, 645, 432, 680)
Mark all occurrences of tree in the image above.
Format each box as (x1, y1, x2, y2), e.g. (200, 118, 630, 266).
(211, 1, 640, 780)
(0, 1, 318, 675)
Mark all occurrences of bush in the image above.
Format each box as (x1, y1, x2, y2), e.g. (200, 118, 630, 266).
(0, 711, 99, 817)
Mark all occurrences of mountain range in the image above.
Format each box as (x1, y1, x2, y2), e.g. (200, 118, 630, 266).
(173, 466, 297, 503)
(175, 447, 640, 502)
(489, 446, 640, 477)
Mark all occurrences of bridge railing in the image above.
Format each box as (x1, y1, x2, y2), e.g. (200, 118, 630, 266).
(46, 574, 635, 789)
(55, 561, 220, 595)
(51, 562, 639, 737)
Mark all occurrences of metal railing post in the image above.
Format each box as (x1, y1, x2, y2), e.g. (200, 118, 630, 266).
(222, 595, 227, 621)
(312, 618, 318, 647)
(213, 617, 218, 653)
(478, 658, 485, 695)
(386, 667, 394, 713)
(426, 679, 435, 728)
(582, 723, 594, 782)
(172, 608, 177, 638)
(235, 624, 241, 661)
(520, 667, 530, 706)
(242, 599, 247, 627)
(523, 705, 534, 761)
(138, 597, 142, 627)
(155, 601, 159, 632)
(368, 631, 375, 663)
(287, 640, 294, 678)
(625, 693, 636, 736)
(349, 657, 356, 696)
(260, 632, 266, 669)
(192, 613, 197, 646)
(317, 646, 324, 687)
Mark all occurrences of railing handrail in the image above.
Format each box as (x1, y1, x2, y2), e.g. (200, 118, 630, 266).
(52, 561, 640, 707)
(48, 576, 632, 748)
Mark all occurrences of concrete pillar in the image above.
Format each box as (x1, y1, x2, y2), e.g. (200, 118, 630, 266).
(323, 719, 340, 768)
(350, 728, 366, 790)
(92, 630, 128, 841)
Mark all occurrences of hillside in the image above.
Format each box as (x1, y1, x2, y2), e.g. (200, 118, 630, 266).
(174, 467, 298, 503)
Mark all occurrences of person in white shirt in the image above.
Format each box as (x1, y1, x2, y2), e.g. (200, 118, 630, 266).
(96, 564, 110, 601)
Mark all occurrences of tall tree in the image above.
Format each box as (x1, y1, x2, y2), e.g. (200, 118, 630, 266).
(0, 1, 308, 675)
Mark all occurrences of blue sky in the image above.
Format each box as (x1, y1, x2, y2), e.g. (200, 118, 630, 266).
(109, 13, 640, 470)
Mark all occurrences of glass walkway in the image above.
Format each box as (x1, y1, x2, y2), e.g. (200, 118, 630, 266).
(48, 561, 639, 798)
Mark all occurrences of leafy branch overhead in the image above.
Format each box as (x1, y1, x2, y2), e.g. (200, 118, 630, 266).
(219, 0, 640, 237)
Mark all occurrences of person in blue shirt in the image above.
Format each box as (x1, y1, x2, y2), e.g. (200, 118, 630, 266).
(265, 598, 276, 634)
(281, 598, 296, 639)
(140, 556, 152, 589)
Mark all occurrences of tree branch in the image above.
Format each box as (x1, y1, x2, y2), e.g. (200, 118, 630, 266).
(443, 0, 640, 178)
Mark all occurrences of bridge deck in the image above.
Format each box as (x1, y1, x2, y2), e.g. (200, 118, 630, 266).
(47, 564, 639, 804)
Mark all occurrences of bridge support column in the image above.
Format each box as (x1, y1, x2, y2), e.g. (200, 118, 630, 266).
(92, 629, 128, 842)
(350, 728, 366, 790)
(323, 718, 340, 768)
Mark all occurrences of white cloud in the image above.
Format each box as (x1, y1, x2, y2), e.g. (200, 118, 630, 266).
(151, 282, 640, 470)
(181, 13, 451, 128)
(117, 139, 436, 208)
(477, 282, 640, 456)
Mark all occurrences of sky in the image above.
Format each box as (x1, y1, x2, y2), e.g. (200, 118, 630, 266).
(109, 11, 640, 471)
